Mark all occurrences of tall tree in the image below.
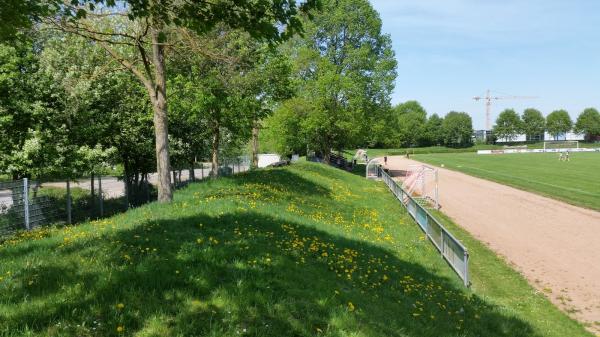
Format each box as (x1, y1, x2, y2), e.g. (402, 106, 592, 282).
(575, 108, 600, 141)
(262, 97, 313, 156)
(44, 0, 317, 202)
(442, 111, 473, 147)
(284, 0, 397, 161)
(521, 108, 545, 141)
(168, 27, 291, 177)
(493, 109, 522, 141)
(393, 101, 427, 147)
(546, 109, 572, 139)
(424, 113, 444, 146)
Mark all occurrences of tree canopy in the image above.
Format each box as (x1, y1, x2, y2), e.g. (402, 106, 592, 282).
(546, 110, 572, 139)
(521, 108, 545, 140)
(575, 108, 600, 140)
(265, 0, 396, 161)
(493, 109, 522, 141)
(392, 101, 427, 147)
(442, 112, 473, 147)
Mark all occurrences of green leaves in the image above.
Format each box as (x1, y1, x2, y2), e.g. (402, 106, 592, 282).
(521, 108, 545, 139)
(546, 110, 572, 138)
(275, 0, 396, 155)
(442, 112, 473, 147)
(493, 109, 522, 141)
(575, 108, 600, 139)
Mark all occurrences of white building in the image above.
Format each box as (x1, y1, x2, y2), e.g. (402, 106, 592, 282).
(257, 154, 281, 168)
(495, 131, 584, 143)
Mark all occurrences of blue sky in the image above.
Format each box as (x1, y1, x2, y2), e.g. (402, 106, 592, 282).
(370, 0, 600, 129)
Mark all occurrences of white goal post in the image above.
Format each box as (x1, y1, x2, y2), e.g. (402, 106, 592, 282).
(402, 164, 439, 209)
(543, 141, 579, 152)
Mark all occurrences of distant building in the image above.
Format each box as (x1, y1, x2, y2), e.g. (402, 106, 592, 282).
(473, 130, 493, 142)
(495, 131, 584, 143)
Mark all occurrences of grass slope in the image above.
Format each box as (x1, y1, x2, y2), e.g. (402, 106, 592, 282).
(0, 162, 591, 336)
(414, 152, 600, 211)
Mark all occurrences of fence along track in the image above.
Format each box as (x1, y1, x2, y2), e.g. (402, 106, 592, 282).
(379, 167, 470, 286)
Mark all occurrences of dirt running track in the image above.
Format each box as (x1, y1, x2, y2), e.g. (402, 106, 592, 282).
(385, 156, 600, 332)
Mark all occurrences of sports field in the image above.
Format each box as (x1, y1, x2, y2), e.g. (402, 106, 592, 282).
(414, 152, 600, 211)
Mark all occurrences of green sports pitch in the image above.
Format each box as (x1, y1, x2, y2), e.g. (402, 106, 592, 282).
(414, 151, 600, 211)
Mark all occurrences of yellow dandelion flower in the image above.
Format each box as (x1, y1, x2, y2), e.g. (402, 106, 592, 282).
(117, 325, 124, 332)
(116, 303, 125, 310)
(347, 302, 355, 312)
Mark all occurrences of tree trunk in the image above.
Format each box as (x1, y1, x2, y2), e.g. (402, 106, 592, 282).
(90, 173, 95, 207)
(251, 120, 259, 168)
(211, 123, 220, 178)
(124, 174, 130, 210)
(324, 148, 331, 164)
(189, 163, 195, 182)
(150, 27, 173, 203)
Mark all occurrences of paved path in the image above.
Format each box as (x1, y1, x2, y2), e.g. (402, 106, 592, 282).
(1, 165, 249, 208)
(385, 156, 600, 332)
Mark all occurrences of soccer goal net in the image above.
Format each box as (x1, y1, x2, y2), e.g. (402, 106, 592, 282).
(543, 141, 579, 152)
(401, 164, 439, 209)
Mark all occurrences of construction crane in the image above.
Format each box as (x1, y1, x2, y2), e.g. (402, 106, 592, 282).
(473, 90, 537, 130)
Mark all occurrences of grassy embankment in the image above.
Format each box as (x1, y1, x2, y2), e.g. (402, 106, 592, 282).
(0, 162, 592, 336)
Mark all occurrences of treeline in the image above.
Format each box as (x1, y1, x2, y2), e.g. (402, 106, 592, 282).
(493, 108, 600, 141)
(2, 0, 410, 196)
(264, 100, 475, 152)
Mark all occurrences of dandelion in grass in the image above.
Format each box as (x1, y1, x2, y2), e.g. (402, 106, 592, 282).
(116, 303, 124, 310)
(347, 302, 355, 312)
(117, 325, 124, 333)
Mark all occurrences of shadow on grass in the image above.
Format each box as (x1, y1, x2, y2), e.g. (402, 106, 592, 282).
(0, 210, 541, 337)
(195, 167, 333, 204)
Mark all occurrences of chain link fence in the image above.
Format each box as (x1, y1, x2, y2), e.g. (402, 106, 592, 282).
(0, 156, 250, 241)
(378, 166, 470, 287)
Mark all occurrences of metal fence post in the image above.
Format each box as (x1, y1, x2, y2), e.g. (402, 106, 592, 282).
(464, 250, 470, 287)
(23, 178, 30, 230)
(66, 179, 72, 225)
(440, 230, 445, 258)
(98, 175, 104, 217)
(435, 170, 439, 209)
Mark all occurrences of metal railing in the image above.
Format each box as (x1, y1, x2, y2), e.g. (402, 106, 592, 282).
(1, 178, 61, 238)
(379, 167, 470, 286)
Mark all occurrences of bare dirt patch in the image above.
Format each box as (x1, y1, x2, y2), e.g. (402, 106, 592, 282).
(385, 156, 600, 333)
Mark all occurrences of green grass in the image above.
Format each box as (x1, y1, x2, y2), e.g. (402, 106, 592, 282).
(0, 162, 591, 336)
(343, 145, 502, 159)
(413, 152, 600, 211)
